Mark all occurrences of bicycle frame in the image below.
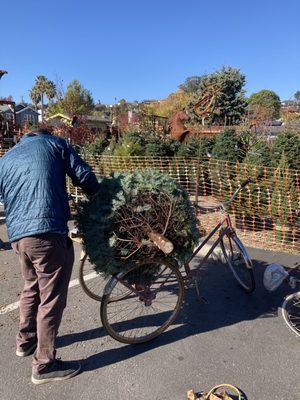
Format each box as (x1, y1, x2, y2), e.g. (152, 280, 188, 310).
(182, 176, 254, 279)
(109, 213, 235, 301)
(105, 177, 253, 301)
(183, 212, 234, 278)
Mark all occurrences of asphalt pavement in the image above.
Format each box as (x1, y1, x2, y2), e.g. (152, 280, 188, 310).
(0, 223, 299, 400)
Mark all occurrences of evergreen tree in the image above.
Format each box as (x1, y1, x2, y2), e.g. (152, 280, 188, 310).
(76, 171, 201, 276)
(211, 128, 245, 163)
(272, 131, 300, 170)
(187, 67, 247, 126)
(294, 91, 300, 102)
(243, 137, 272, 168)
(271, 153, 298, 227)
(61, 80, 94, 116)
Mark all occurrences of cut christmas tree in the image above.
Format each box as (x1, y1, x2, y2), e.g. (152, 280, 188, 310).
(76, 170, 202, 278)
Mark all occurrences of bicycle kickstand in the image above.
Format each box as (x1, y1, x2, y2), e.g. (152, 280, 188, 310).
(189, 275, 209, 304)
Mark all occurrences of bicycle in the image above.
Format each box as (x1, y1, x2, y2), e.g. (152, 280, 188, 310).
(100, 178, 256, 344)
(282, 290, 300, 337)
(264, 262, 300, 337)
(279, 266, 300, 338)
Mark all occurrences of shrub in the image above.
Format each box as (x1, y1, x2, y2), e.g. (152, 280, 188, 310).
(102, 132, 146, 157)
(211, 128, 246, 163)
(113, 139, 145, 157)
(84, 136, 109, 156)
(271, 153, 299, 226)
(176, 136, 216, 158)
(272, 131, 300, 170)
(243, 137, 272, 170)
(121, 130, 148, 147)
(146, 137, 180, 157)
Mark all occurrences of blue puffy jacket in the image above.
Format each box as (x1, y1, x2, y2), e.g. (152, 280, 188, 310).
(0, 132, 100, 242)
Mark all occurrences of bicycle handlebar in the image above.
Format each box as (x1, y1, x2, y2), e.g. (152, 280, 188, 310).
(195, 176, 255, 212)
(226, 177, 253, 207)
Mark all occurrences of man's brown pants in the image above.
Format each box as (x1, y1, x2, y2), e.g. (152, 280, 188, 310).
(12, 233, 74, 373)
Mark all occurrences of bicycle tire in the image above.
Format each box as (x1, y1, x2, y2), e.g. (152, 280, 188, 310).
(79, 254, 131, 302)
(100, 258, 184, 344)
(220, 233, 255, 293)
(281, 292, 300, 337)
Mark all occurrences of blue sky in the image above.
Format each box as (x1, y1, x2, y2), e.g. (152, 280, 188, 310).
(1, 0, 299, 104)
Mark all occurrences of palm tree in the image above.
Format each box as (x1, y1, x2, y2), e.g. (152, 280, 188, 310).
(29, 76, 56, 121)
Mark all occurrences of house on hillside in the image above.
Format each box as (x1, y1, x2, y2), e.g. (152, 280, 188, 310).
(0, 104, 15, 123)
(85, 114, 110, 130)
(15, 104, 39, 126)
(0, 103, 39, 127)
(46, 113, 110, 132)
(45, 113, 73, 127)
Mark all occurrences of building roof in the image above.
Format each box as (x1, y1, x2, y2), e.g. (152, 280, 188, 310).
(15, 106, 39, 115)
(0, 105, 13, 113)
(46, 113, 72, 121)
(15, 103, 27, 112)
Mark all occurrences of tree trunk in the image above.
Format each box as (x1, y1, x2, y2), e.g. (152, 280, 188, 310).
(41, 93, 44, 121)
(148, 231, 174, 255)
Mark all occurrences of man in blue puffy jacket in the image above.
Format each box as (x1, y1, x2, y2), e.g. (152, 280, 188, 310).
(0, 128, 100, 385)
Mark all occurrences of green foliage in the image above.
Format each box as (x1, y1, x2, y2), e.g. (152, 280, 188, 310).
(110, 135, 144, 157)
(46, 101, 65, 117)
(104, 131, 180, 158)
(179, 76, 203, 93)
(29, 75, 56, 120)
(102, 138, 118, 155)
(176, 136, 216, 158)
(271, 153, 299, 225)
(187, 67, 247, 125)
(61, 80, 94, 116)
(211, 128, 245, 163)
(239, 136, 272, 218)
(176, 136, 200, 158)
(145, 137, 180, 157)
(233, 171, 271, 219)
(113, 98, 129, 116)
(243, 137, 272, 169)
(272, 131, 300, 170)
(84, 136, 109, 155)
(121, 130, 148, 147)
(76, 171, 201, 276)
(294, 91, 300, 102)
(249, 90, 281, 119)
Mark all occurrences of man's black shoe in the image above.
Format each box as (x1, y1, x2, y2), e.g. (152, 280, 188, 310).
(31, 359, 81, 385)
(16, 340, 37, 357)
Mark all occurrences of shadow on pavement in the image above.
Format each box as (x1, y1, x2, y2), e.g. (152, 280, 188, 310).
(56, 258, 295, 373)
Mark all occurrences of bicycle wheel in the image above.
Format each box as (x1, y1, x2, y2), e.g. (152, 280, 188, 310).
(281, 292, 300, 337)
(220, 233, 255, 293)
(100, 258, 184, 344)
(79, 253, 107, 301)
(79, 254, 131, 302)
